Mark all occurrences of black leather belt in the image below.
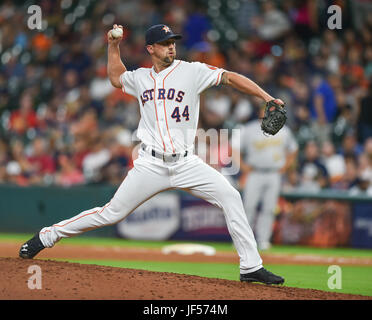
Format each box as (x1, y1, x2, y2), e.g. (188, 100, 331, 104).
(141, 143, 188, 163)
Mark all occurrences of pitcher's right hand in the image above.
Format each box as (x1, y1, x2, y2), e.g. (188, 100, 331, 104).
(107, 24, 124, 45)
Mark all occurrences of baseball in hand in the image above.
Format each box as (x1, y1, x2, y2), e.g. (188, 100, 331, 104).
(111, 27, 123, 38)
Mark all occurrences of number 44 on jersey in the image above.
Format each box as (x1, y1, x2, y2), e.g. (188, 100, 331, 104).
(171, 105, 190, 122)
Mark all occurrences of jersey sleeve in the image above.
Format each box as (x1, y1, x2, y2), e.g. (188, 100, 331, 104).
(193, 62, 225, 94)
(119, 70, 137, 97)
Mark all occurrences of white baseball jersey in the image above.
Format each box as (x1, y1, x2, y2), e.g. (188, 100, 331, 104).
(232, 120, 298, 170)
(119, 59, 225, 155)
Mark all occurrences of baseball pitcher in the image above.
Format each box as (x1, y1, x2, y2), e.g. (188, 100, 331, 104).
(19, 24, 286, 285)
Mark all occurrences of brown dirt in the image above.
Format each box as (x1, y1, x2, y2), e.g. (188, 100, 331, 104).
(0, 258, 370, 300)
(0, 241, 371, 300)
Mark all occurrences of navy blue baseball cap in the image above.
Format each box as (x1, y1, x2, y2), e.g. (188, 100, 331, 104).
(145, 24, 182, 45)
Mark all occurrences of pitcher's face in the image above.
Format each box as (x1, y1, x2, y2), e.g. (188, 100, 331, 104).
(147, 39, 176, 65)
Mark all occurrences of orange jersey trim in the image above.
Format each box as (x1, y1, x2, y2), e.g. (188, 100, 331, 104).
(162, 60, 182, 154)
(40, 202, 111, 233)
(150, 71, 167, 152)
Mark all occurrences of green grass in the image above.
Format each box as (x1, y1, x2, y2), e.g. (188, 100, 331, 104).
(265, 264, 372, 296)
(0, 232, 236, 251)
(54, 258, 372, 297)
(267, 245, 372, 258)
(3, 232, 372, 258)
(64, 259, 240, 280)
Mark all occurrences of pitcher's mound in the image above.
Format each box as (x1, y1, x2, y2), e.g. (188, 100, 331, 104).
(0, 257, 368, 300)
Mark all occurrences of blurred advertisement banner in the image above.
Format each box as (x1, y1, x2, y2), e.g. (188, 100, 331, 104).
(116, 191, 231, 241)
(116, 193, 180, 240)
(272, 199, 352, 247)
(113, 190, 370, 247)
(352, 203, 372, 249)
(172, 192, 230, 241)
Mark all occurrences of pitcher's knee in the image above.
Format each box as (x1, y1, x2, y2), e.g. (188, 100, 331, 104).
(222, 187, 242, 205)
(99, 200, 129, 225)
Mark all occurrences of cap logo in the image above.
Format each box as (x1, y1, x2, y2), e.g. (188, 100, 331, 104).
(162, 25, 171, 33)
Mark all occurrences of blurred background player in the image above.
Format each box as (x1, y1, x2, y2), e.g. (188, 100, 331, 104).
(232, 106, 298, 250)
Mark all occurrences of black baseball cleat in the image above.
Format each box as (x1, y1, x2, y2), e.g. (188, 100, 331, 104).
(19, 232, 45, 259)
(240, 267, 285, 285)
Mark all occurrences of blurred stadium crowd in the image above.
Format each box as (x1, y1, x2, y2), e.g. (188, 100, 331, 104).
(0, 0, 371, 195)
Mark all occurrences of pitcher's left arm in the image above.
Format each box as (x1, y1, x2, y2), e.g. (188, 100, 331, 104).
(220, 71, 283, 104)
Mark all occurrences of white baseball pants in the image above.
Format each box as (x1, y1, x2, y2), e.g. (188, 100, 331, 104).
(39, 148, 263, 273)
(243, 171, 281, 247)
